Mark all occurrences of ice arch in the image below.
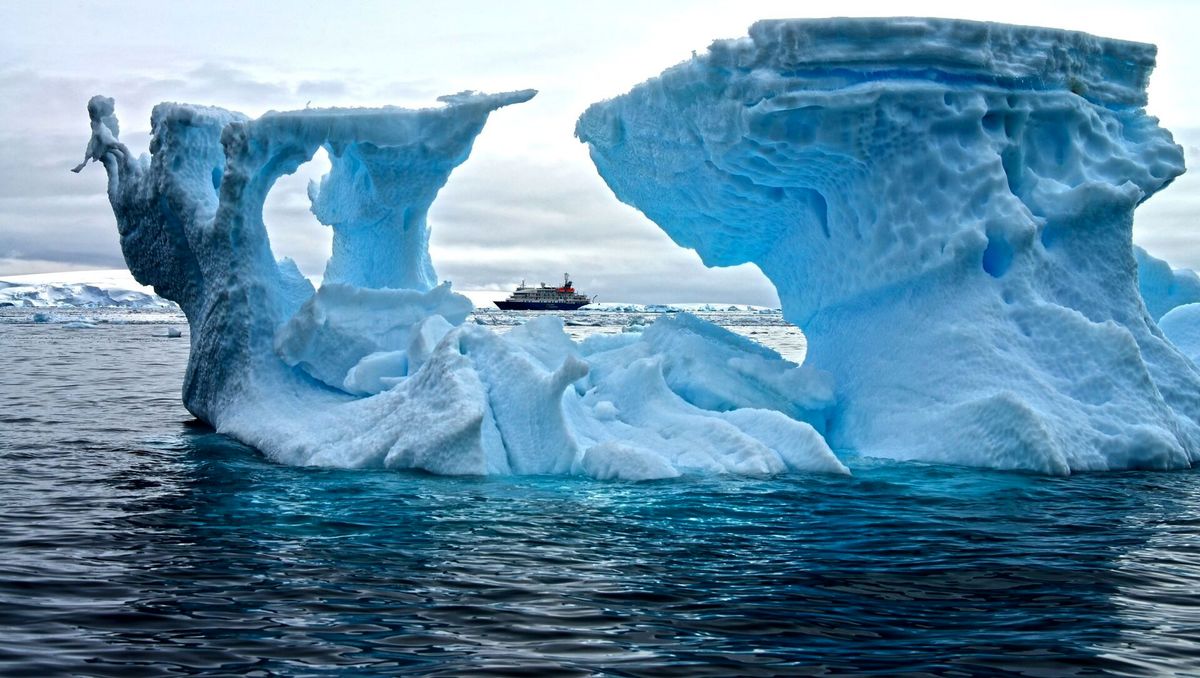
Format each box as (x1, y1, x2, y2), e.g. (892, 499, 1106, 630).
(577, 18, 1200, 473)
(75, 92, 842, 479)
(73, 91, 536, 421)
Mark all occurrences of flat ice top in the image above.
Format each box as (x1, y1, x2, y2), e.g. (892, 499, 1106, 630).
(245, 89, 538, 146)
(261, 90, 537, 119)
(705, 17, 1156, 106)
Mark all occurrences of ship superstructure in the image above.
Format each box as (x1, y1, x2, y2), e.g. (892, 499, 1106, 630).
(494, 274, 594, 311)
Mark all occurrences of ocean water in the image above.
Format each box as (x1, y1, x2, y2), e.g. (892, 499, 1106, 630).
(3, 309, 1200, 676)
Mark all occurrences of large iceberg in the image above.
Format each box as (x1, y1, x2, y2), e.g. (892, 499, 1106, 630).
(1136, 247, 1200, 364)
(1160, 304, 1200, 365)
(1133, 247, 1200, 365)
(1135, 246, 1200, 321)
(75, 93, 841, 479)
(577, 18, 1200, 473)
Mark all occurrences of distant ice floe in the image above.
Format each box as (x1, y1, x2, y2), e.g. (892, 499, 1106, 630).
(76, 90, 839, 480)
(583, 302, 779, 314)
(578, 17, 1200, 473)
(0, 270, 176, 309)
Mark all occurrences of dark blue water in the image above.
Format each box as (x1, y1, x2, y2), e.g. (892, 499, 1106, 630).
(3, 315, 1200, 676)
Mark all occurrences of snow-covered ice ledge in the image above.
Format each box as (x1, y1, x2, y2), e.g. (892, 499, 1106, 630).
(577, 18, 1200, 473)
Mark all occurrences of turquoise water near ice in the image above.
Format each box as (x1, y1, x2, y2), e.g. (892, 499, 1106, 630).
(3, 312, 1200, 676)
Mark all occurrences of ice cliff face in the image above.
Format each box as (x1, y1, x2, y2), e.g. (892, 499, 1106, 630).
(76, 93, 841, 479)
(578, 18, 1200, 473)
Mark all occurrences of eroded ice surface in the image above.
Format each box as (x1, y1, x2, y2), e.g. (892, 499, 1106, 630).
(577, 18, 1200, 473)
(76, 93, 841, 480)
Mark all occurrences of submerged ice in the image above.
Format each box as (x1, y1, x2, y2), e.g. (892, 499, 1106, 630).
(577, 18, 1200, 473)
(77, 92, 841, 480)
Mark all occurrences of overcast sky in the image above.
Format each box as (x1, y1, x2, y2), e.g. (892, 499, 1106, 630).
(2, 0, 1199, 305)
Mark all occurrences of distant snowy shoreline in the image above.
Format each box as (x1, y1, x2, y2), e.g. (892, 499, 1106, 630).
(0, 270, 175, 309)
(0, 270, 779, 313)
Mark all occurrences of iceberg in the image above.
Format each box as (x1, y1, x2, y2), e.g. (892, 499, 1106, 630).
(1134, 247, 1200, 364)
(577, 18, 1200, 473)
(76, 93, 842, 479)
(1135, 246, 1200, 321)
(1160, 304, 1200, 364)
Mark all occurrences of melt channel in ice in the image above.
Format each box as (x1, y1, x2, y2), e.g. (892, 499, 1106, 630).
(75, 92, 843, 480)
(577, 18, 1200, 474)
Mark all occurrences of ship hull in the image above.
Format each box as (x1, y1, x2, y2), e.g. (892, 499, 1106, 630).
(494, 300, 590, 311)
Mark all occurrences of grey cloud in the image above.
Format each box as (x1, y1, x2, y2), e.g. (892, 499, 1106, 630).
(0, 213, 127, 271)
(0, 57, 780, 305)
(296, 79, 349, 100)
(261, 206, 333, 275)
(0, 257, 113, 276)
(430, 155, 667, 246)
(373, 79, 446, 104)
(0, 64, 324, 280)
(1134, 127, 1200, 268)
(8, 43, 1199, 310)
(0, 133, 127, 200)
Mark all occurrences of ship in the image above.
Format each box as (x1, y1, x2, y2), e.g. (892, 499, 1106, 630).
(494, 274, 595, 311)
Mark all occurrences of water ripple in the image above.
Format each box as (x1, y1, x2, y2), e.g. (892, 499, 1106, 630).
(3, 312, 1200, 675)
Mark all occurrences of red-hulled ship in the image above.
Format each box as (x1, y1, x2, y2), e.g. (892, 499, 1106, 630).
(494, 274, 595, 311)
